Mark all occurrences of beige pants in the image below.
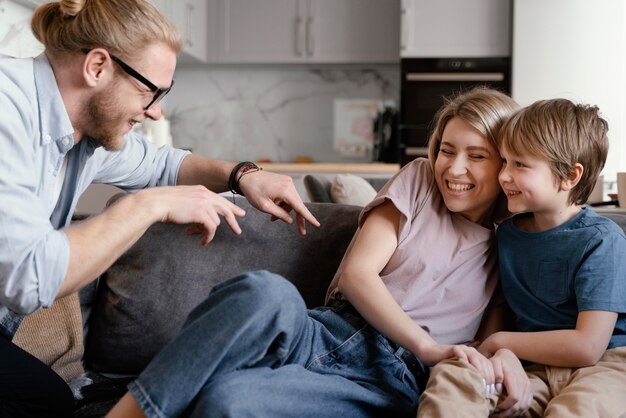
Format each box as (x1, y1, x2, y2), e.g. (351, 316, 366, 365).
(417, 347, 626, 418)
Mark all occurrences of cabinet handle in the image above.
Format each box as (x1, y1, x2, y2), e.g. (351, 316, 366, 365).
(306, 17, 314, 56)
(185, 3, 194, 48)
(295, 17, 304, 56)
(406, 72, 505, 82)
(400, 7, 407, 51)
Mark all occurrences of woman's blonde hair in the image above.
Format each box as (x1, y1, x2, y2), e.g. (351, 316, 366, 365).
(31, 0, 181, 60)
(427, 87, 519, 169)
(426, 87, 519, 223)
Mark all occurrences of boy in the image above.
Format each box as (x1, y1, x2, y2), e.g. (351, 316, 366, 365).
(417, 99, 626, 418)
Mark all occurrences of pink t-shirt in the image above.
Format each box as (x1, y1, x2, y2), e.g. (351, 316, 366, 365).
(326, 158, 499, 345)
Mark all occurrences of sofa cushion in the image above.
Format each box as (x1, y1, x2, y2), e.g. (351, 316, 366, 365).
(303, 174, 332, 203)
(85, 199, 360, 375)
(330, 174, 378, 206)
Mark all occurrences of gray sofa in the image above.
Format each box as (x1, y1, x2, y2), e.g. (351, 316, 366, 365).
(74, 199, 626, 416)
(75, 198, 362, 416)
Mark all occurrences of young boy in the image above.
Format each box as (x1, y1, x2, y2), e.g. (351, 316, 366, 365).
(417, 99, 626, 418)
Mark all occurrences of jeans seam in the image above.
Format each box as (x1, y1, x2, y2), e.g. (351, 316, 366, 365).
(129, 380, 168, 418)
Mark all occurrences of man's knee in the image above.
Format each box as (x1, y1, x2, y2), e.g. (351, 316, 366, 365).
(0, 379, 74, 418)
(193, 373, 258, 418)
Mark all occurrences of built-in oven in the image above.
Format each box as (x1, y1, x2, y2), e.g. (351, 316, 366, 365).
(399, 57, 511, 165)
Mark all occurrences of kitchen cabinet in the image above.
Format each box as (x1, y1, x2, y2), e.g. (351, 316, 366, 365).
(400, 0, 511, 57)
(216, 0, 399, 64)
(152, 0, 212, 64)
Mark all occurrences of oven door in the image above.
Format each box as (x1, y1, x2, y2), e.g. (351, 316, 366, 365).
(399, 58, 510, 164)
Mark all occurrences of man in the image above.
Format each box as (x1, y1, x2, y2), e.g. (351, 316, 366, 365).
(0, 0, 319, 416)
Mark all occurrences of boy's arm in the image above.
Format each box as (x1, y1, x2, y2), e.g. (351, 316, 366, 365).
(478, 310, 617, 367)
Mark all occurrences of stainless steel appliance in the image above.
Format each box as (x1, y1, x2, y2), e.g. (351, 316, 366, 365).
(399, 57, 511, 165)
(372, 104, 400, 163)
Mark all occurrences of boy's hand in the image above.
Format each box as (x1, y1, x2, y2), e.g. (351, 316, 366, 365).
(477, 332, 502, 358)
(489, 349, 532, 417)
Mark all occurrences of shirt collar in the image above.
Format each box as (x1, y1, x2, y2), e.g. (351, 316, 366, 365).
(33, 53, 75, 149)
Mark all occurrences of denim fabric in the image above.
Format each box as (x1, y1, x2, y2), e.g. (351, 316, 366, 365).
(0, 311, 22, 340)
(128, 271, 420, 418)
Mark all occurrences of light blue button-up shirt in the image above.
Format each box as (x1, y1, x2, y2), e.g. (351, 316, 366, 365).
(0, 53, 189, 338)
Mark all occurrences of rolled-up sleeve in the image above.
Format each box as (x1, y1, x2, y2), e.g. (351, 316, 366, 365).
(92, 132, 190, 189)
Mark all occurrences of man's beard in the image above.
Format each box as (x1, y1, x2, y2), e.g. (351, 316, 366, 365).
(84, 84, 131, 151)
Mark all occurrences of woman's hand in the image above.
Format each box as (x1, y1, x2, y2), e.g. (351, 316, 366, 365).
(238, 170, 320, 235)
(418, 342, 496, 386)
(489, 349, 532, 418)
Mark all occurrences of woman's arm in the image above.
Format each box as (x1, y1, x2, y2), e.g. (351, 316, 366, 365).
(479, 310, 617, 367)
(337, 200, 494, 376)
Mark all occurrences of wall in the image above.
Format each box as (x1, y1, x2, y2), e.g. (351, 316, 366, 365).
(167, 66, 398, 163)
(512, 0, 626, 184)
(0, 0, 399, 164)
(0, 0, 42, 56)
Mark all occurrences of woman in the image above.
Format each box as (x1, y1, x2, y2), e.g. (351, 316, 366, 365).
(107, 88, 529, 418)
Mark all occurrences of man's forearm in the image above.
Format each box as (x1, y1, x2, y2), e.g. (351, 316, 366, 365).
(58, 191, 160, 297)
(176, 154, 236, 192)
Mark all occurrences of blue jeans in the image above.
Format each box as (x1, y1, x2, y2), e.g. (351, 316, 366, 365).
(128, 271, 421, 418)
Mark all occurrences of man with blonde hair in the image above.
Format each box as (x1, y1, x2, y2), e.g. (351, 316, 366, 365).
(0, 0, 318, 415)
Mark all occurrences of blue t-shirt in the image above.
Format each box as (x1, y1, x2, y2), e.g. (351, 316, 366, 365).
(497, 208, 626, 348)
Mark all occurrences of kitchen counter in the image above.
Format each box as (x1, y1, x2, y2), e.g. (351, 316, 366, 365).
(258, 163, 400, 174)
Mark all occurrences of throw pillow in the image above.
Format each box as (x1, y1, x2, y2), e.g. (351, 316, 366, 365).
(303, 175, 332, 203)
(13, 292, 85, 382)
(330, 174, 377, 206)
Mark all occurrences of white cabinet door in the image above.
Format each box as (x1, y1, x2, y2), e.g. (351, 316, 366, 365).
(151, 0, 170, 14)
(401, 0, 511, 57)
(171, 0, 209, 63)
(154, 0, 211, 64)
(217, 0, 399, 64)
(217, 0, 307, 63)
(310, 0, 399, 63)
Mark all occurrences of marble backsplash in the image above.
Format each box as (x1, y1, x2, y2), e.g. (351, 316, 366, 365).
(166, 66, 399, 163)
(1, 0, 399, 163)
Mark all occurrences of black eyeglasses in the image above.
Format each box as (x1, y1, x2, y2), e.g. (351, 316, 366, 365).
(82, 49, 174, 110)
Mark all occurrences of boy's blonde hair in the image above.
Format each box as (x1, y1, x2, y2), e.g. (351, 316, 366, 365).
(498, 99, 609, 205)
(31, 0, 181, 60)
(428, 87, 519, 169)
